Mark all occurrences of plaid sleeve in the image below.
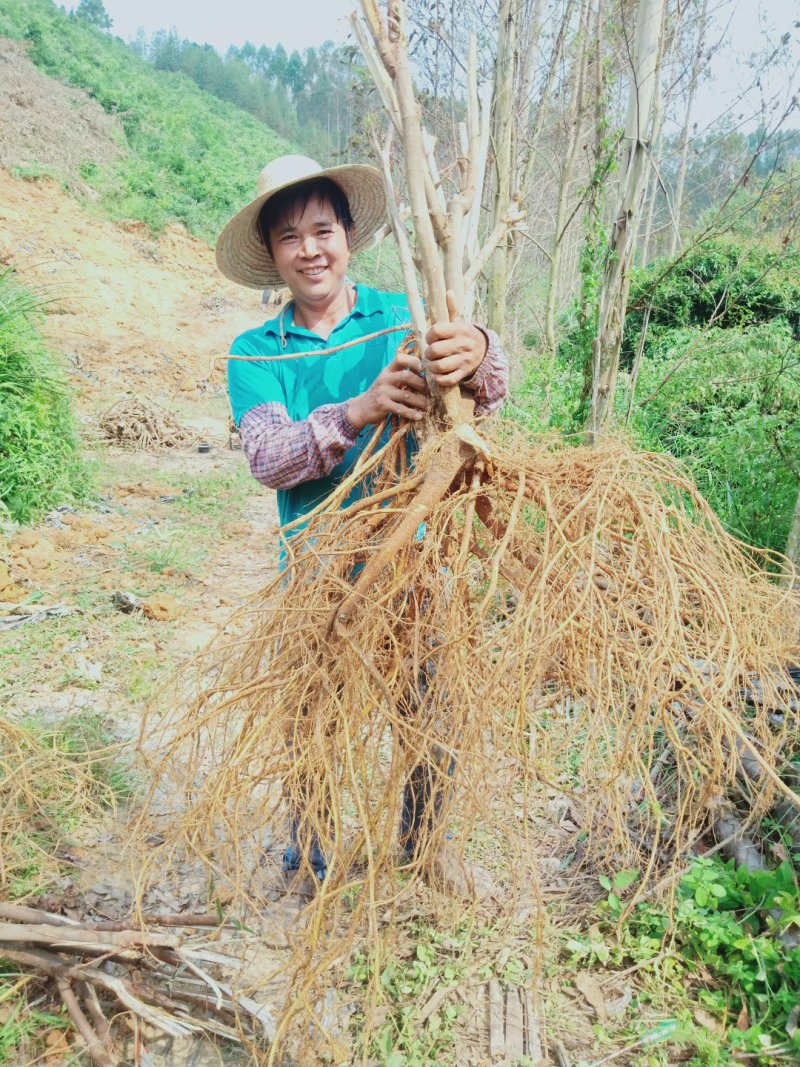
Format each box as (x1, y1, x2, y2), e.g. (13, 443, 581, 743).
(239, 401, 360, 490)
(464, 327, 509, 416)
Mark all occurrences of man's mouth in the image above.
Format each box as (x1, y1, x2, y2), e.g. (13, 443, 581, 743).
(300, 266, 327, 277)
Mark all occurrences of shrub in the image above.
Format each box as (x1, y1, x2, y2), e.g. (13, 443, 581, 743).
(623, 239, 800, 363)
(627, 321, 799, 552)
(0, 271, 89, 523)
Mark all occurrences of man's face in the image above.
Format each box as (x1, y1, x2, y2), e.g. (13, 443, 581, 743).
(268, 194, 352, 307)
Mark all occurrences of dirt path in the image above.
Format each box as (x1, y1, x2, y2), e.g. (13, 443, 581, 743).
(0, 165, 258, 406)
(1, 159, 282, 722)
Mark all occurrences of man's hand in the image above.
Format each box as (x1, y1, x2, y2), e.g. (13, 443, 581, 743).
(347, 347, 430, 429)
(424, 291, 487, 389)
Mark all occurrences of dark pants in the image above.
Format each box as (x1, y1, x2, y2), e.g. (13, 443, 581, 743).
(282, 665, 453, 878)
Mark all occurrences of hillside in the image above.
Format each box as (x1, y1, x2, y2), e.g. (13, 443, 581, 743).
(0, 0, 294, 241)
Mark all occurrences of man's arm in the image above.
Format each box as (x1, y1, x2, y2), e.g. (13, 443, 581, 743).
(237, 320, 507, 489)
(239, 401, 359, 490)
(463, 327, 508, 416)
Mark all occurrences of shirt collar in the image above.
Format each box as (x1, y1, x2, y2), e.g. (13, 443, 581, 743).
(261, 284, 384, 340)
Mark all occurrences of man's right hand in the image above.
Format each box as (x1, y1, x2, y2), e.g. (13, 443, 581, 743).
(347, 348, 430, 429)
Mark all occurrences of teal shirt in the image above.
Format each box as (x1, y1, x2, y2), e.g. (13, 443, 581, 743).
(227, 284, 412, 532)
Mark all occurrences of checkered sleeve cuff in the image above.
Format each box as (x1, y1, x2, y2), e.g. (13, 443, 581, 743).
(239, 401, 360, 489)
(463, 327, 509, 416)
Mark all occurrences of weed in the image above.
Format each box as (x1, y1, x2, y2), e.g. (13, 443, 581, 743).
(9, 162, 58, 182)
(566, 857, 800, 1064)
(348, 921, 470, 1066)
(0, 972, 68, 1065)
(127, 528, 204, 576)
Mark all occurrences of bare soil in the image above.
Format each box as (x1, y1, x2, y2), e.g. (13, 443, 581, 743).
(0, 37, 123, 187)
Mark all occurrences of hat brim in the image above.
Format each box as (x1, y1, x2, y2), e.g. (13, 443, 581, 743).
(215, 164, 387, 290)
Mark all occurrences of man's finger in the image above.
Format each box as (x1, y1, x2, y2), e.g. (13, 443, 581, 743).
(393, 350, 425, 374)
(426, 339, 469, 362)
(388, 399, 427, 420)
(445, 289, 461, 323)
(427, 369, 464, 388)
(392, 366, 428, 392)
(425, 354, 463, 376)
(389, 386, 429, 410)
(425, 321, 458, 345)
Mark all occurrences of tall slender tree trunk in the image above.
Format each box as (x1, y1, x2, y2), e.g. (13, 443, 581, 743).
(586, 0, 665, 440)
(784, 484, 800, 588)
(667, 0, 709, 259)
(487, 0, 519, 336)
(639, 1, 670, 264)
(544, 1, 592, 353)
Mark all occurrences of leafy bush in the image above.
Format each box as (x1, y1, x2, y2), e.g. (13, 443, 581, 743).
(550, 239, 800, 551)
(627, 321, 799, 551)
(621, 857, 800, 1062)
(0, 271, 89, 523)
(0, 0, 294, 241)
(624, 239, 800, 363)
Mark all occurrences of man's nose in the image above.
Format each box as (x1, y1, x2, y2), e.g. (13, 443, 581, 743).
(300, 235, 318, 257)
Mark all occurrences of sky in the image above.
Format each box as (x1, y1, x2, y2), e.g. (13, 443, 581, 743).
(63, 0, 799, 131)
(65, 0, 798, 59)
(68, 0, 355, 53)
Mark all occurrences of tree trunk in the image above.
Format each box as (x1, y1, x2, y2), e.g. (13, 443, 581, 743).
(486, 0, 519, 336)
(667, 0, 709, 259)
(638, 0, 670, 264)
(544, 1, 592, 353)
(784, 483, 800, 587)
(586, 0, 665, 441)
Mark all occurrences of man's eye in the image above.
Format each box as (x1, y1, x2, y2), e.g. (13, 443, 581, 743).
(318, 229, 333, 236)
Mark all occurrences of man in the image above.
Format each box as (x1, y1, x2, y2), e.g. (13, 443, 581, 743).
(216, 155, 508, 891)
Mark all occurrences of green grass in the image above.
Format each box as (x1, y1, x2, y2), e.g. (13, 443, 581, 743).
(0, 982, 68, 1066)
(0, 270, 89, 523)
(0, 0, 295, 241)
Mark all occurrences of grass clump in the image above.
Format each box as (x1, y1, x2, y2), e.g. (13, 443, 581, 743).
(1, 709, 132, 900)
(0, 269, 89, 524)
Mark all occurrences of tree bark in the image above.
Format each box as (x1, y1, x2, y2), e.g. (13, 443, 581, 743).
(486, 0, 519, 336)
(586, 0, 665, 441)
(544, 1, 592, 353)
(783, 482, 800, 587)
(667, 0, 709, 259)
(638, 0, 671, 264)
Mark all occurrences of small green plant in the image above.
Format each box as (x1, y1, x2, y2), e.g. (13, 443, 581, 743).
(348, 921, 469, 1066)
(10, 162, 58, 182)
(576, 857, 800, 1063)
(124, 523, 205, 576)
(0, 976, 69, 1065)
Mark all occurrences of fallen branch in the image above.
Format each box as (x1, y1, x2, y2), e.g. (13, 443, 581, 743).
(0, 909, 277, 1061)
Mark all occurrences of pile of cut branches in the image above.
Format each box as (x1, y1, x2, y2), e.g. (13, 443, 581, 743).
(0, 903, 275, 1066)
(134, 2, 799, 1060)
(100, 396, 193, 451)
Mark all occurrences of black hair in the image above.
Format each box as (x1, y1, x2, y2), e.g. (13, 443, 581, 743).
(257, 177, 354, 258)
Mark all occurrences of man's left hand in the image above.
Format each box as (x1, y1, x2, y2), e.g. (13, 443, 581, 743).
(424, 291, 487, 389)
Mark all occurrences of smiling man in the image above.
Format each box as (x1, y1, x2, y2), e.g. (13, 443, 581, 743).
(215, 155, 508, 892)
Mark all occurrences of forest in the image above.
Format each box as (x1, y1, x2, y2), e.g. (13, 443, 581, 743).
(0, 0, 799, 1063)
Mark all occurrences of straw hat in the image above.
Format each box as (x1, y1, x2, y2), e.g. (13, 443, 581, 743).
(215, 155, 387, 289)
